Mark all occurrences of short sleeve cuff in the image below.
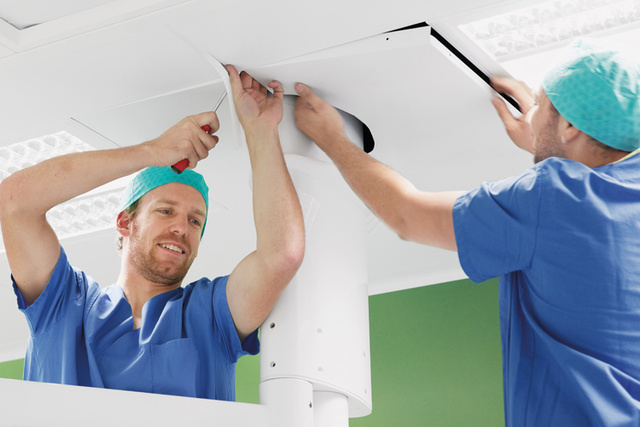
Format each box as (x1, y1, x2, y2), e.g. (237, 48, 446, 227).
(453, 190, 485, 283)
(211, 276, 260, 361)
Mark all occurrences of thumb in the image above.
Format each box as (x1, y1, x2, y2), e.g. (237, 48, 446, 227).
(294, 82, 308, 95)
(491, 97, 517, 129)
(295, 83, 328, 116)
(295, 82, 318, 104)
(225, 64, 242, 98)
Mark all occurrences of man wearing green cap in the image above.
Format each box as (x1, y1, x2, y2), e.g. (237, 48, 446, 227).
(0, 66, 305, 401)
(294, 39, 640, 425)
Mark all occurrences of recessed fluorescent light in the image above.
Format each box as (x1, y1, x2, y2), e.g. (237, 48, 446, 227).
(45, 188, 123, 240)
(460, 0, 640, 60)
(0, 131, 95, 180)
(0, 131, 127, 252)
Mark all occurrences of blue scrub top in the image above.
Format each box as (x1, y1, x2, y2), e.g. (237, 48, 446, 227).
(13, 247, 259, 400)
(454, 153, 640, 426)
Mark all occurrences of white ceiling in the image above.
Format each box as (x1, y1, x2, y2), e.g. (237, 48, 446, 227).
(0, 0, 117, 29)
(1, 0, 629, 360)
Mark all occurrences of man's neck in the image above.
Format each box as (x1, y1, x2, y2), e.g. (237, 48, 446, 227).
(568, 136, 632, 168)
(116, 263, 181, 330)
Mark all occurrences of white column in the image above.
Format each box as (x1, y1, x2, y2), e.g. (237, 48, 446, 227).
(260, 378, 314, 427)
(259, 97, 373, 426)
(314, 391, 349, 427)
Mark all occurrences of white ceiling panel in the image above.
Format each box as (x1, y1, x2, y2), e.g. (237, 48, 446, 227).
(0, 0, 510, 146)
(159, 0, 514, 71)
(77, 83, 227, 149)
(0, 0, 191, 51)
(0, 25, 216, 146)
(0, 0, 118, 29)
(0, 41, 13, 58)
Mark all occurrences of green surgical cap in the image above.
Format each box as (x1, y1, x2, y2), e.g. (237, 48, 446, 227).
(119, 167, 209, 236)
(542, 39, 640, 152)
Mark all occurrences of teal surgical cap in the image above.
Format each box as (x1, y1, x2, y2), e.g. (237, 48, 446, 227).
(542, 39, 640, 152)
(119, 167, 209, 236)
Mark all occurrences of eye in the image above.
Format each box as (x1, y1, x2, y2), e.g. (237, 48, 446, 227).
(190, 218, 202, 227)
(159, 208, 171, 215)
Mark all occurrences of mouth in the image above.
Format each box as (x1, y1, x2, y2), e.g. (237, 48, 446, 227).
(158, 243, 185, 254)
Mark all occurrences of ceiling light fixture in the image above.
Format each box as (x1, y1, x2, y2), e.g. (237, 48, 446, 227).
(0, 131, 126, 252)
(45, 189, 122, 240)
(460, 0, 640, 61)
(0, 131, 94, 180)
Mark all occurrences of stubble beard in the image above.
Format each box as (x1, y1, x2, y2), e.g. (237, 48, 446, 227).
(128, 224, 194, 287)
(533, 111, 565, 164)
(534, 140, 566, 164)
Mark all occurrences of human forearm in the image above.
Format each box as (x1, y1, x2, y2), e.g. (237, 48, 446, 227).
(246, 125, 305, 268)
(318, 134, 421, 236)
(1, 111, 219, 217)
(0, 144, 151, 217)
(226, 125, 304, 339)
(295, 84, 460, 250)
(315, 133, 461, 249)
(224, 67, 305, 340)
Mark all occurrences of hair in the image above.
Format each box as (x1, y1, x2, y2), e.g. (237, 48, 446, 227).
(116, 198, 142, 251)
(547, 101, 630, 157)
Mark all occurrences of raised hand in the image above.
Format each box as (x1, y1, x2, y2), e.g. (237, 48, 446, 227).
(491, 77, 536, 154)
(225, 65, 284, 131)
(294, 83, 346, 152)
(143, 112, 220, 169)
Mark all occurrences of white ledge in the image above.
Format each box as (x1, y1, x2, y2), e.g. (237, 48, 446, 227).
(0, 378, 266, 427)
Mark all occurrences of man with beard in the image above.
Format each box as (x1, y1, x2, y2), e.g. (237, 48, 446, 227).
(0, 66, 305, 400)
(293, 39, 640, 425)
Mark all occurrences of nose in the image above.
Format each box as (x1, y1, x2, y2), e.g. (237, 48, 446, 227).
(169, 214, 190, 236)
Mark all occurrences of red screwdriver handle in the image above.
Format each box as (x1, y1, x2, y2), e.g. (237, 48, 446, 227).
(171, 125, 211, 173)
(171, 159, 189, 174)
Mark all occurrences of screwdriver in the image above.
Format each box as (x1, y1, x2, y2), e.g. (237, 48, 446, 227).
(172, 91, 228, 173)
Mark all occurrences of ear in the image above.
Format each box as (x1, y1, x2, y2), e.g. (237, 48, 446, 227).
(116, 210, 133, 238)
(559, 119, 582, 144)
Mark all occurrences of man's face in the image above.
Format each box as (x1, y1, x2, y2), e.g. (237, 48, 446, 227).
(126, 183, 207, 286)
(528, 88, 565, 164)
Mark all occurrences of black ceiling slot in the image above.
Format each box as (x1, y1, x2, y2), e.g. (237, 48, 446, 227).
(387, 22, 522, 112)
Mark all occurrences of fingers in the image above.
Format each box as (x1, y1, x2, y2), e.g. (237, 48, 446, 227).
(185, 135, 219, 170)
(233, 69, 260, 93)
(294, 82, 321, 112)
(491, 77, 535, 113)
(193, 111, 220, 134)
(491, 97, 517, 129)
(190, 133, 216, 163)
(226, 64, 283, 97)
(187, 111, 220, 162)
(293, 82, 346, 147)
(268, 80, 284, 100)
(294, 82, 311, 100)
(225, 64, 243, 98)
(246, 72, 260, 91)
(490, 96, 535, 153)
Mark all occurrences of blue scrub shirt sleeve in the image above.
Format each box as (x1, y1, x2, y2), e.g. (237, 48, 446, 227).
(453, 166, 542, 283)
(211, 276, 259, 362)
(12, 246, 89, 335)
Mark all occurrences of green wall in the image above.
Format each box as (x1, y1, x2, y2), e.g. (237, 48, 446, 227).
(1, 278, 504, 426)
(0, 358, 23, 380)
(353, 278, 504, 426)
